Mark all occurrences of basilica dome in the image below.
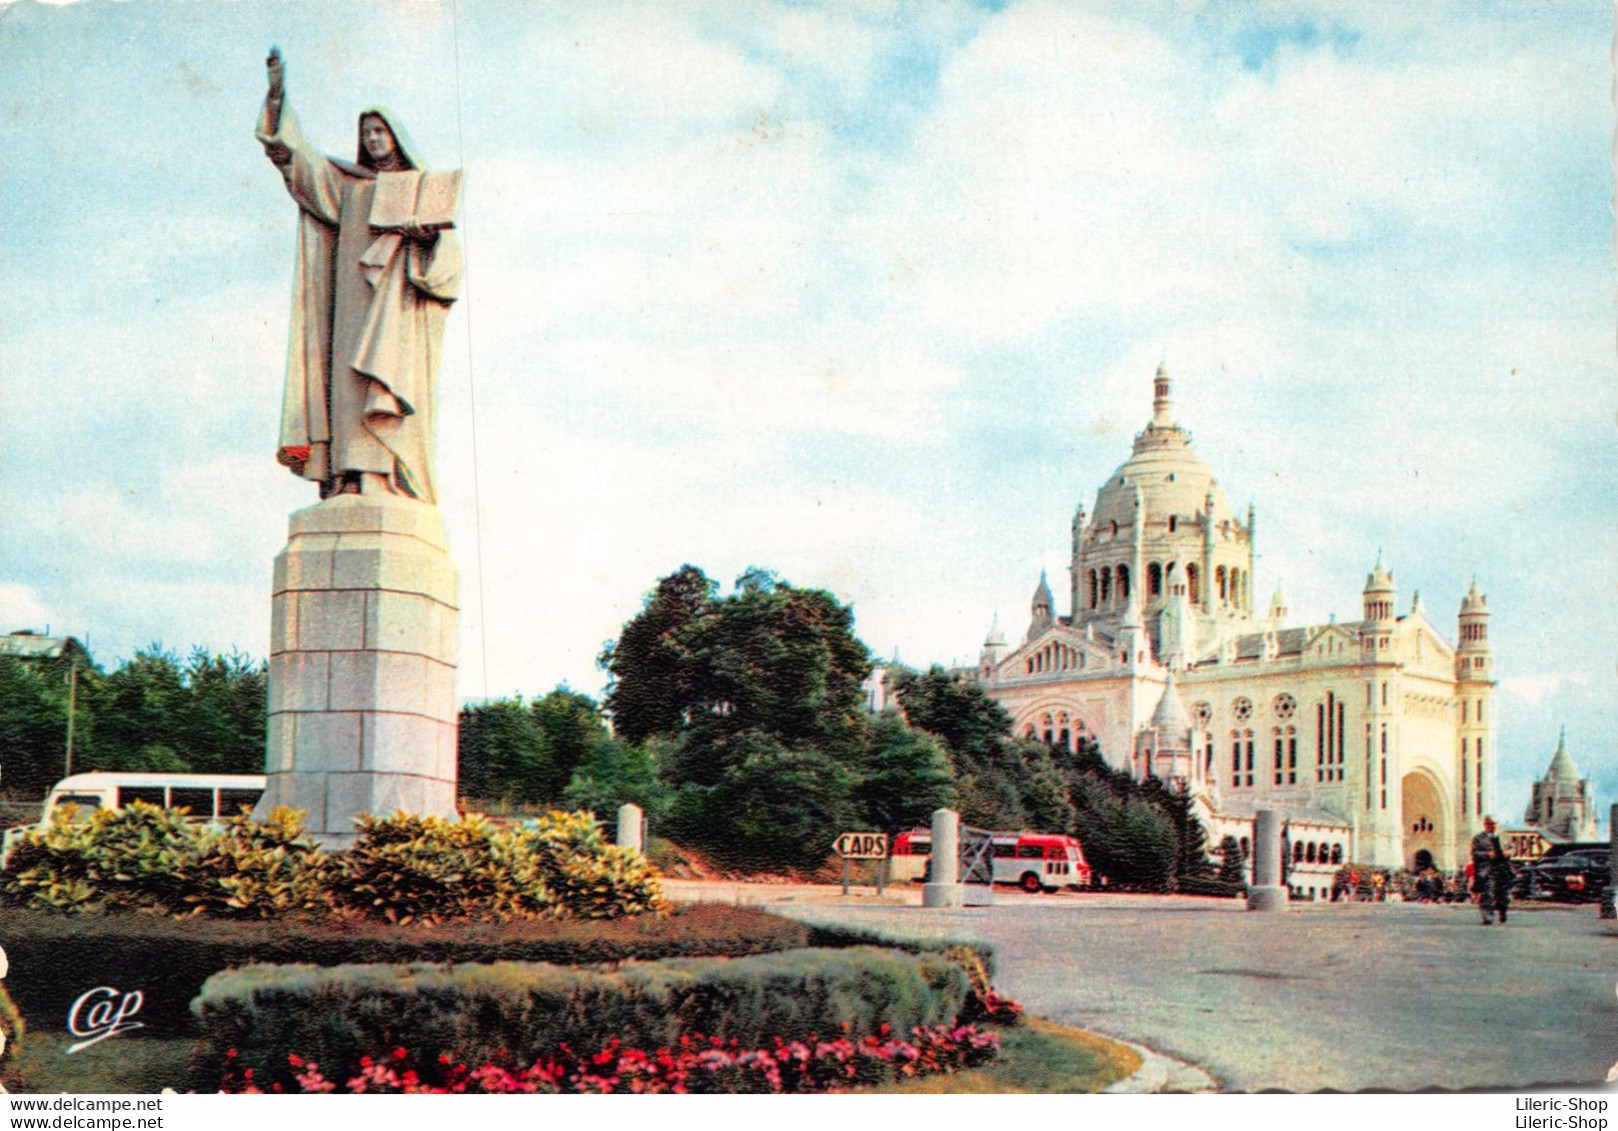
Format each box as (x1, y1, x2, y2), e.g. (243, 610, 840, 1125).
(1086, 367, 1243, 541)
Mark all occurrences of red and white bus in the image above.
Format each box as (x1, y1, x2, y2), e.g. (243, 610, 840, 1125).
(889, 829, 1091, 893)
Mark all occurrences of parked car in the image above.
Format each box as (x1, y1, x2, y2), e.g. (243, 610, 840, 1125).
(1518, 851, 1611, 902)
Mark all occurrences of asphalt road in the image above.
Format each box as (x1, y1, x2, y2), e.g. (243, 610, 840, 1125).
(760, 893, 1618, 1093)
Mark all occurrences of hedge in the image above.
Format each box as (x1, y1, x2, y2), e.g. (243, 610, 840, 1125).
(0, 903, 810, 1033)
(193, 947, 972, 1092)
(802, 921, 996, 983)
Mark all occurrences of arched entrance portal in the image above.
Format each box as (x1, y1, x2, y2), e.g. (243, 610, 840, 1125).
(1401, 770, 1448, 873)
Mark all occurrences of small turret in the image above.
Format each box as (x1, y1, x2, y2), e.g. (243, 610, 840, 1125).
(1457, 576, 1490, 680)
(1363, 553, 1395, 624)
(1028, 570, 1055, 641)
(981, 613, 1008, 669)
(1267, 581, 1288, 627)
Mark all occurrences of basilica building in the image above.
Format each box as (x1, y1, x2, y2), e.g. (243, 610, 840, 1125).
(965, 367, 1495, 882)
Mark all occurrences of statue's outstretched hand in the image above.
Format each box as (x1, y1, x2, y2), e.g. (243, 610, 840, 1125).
(267, 46, 285, 100)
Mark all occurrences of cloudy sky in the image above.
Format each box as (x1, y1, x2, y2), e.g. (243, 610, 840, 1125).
(1, 1, 1612, 822)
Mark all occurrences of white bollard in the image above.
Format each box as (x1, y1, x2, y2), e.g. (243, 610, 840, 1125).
(923, 807, 965, 908)
(616, 803, 644, 854)
(1247, 809, 1289, 911)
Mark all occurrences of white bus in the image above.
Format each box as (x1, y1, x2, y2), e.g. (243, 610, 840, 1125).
(1, 771, 267, 867)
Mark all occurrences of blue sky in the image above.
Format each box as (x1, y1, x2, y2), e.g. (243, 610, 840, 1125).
(0, 0, 1612, 824)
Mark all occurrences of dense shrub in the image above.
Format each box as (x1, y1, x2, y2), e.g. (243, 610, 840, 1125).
(1, 806, 663, 925)
(0, 802, 330, 918)
(0, 904, 808, 1032)
(193, 947, 971, 1091)
(219, 1025, 1001, 1094)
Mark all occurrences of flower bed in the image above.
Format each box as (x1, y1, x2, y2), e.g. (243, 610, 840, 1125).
(220, 1024, 1002, 1094)
(191, 947, 972, 1091)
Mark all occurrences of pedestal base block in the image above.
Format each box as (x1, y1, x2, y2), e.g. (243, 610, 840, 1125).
(1246, 885, 1289, 912)
(255, 495, 458, 848)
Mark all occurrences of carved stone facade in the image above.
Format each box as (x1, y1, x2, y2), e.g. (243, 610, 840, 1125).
(966, 368, 1496, 876)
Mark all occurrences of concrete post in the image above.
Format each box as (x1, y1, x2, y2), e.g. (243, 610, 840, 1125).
(923, 807, 964, 908)
(616, 803, 644, 854)
(1247, 808, 1289, 911)
(1601, 803, 1617, 920)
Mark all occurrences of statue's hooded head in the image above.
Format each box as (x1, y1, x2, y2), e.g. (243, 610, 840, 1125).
(355, 107, 421, 172)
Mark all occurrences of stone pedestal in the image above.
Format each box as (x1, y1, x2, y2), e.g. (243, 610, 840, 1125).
(254, 494, 459, 849)
(923, 807, 965, 909)
(1247, 808, 1289, 912)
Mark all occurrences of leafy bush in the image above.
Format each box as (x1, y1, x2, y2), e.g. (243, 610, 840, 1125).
(193, 947, 971, 1092)
(512, 811, 664, 919)
(0, 802, 329, 918)
(0, 904, 812, 1032)
(219, 1025, 1000, 1094)
(2, 805, 663, 925)
(335, 812, 553, 924)
(333, 811, 664, 923)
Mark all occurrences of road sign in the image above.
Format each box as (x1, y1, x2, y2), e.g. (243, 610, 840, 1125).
(1504, 829, 1550, 860)
(833, 832, 889, 859)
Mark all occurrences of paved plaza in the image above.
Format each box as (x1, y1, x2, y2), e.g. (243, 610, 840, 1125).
(723, 888, 1618, 1092)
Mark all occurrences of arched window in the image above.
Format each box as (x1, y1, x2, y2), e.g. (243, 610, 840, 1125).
(1187, 563, 1200, 605)
(1331, 844, 1343, 864)
(1099, 567, 1112, 605)
(1306, 842, 1317, 863)
(1088, 570, 1098, 609)
(1293, 841, 1304, 863)
(1168, 515, 1178, 533)
(1110, 520, 1119, 537)
(1117, 565, 1131, 602)
(1148, 562, 1162, 596)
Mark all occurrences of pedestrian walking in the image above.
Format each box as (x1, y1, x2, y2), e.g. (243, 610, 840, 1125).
(1471, 815, 1513, 925)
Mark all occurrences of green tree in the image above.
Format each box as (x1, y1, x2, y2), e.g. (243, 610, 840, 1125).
(0, 657, 74, 796)
(528, 689, 611, 804)
(1117, 795, 1179, 891)
(457, 698, 545, 804)
(82, 646, 186, 771)
(693, 735, 856, 873)
(1216, 835, 1248, 888)
(563, 737, 667, 822)
(171, 649, 267, 774)
(853, 713, 956, 834)
(598, 565, 715, 745)
(888, 666, 1010, 766)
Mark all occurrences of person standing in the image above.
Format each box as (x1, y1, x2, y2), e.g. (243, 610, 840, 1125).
(1471, 815, 1513, 925)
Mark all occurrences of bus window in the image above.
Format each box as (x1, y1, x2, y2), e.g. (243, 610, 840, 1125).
(170, 788, 216, 817)
(1018, 845, 1043, 859)
(117, 786, 167, 808)
(992, 844, 1015, 858)
(51, 795, 104, 821)
(219, 789, 262, 817)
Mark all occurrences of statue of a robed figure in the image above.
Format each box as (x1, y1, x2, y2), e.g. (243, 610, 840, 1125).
(253, 49, 462, 845)
(257, 47, 463, 502)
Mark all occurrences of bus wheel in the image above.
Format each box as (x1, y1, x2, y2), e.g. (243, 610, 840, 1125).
(1019, 872, 1043, 894)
